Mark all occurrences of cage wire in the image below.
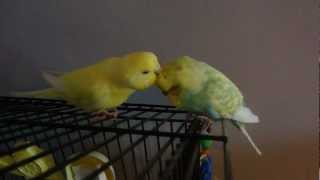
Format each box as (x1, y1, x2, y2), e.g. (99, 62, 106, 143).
(0, 96, 229, 180)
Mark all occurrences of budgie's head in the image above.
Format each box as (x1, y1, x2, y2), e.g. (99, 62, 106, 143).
(156, 56, 208, 95)
(122, 51, 160, 90)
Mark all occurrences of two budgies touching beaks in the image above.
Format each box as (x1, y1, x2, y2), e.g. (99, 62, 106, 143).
(156, 56, 262, 156)
(13, 51, 261, 155)
(13, 51, 160, 120)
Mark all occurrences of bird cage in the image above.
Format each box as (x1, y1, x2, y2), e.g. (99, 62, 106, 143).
(0, 96, 231, 180)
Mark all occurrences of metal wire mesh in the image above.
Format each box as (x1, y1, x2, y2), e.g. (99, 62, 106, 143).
(0, 96, 227, 180)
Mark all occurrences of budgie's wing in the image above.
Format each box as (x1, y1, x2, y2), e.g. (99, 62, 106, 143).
(42, 71, 64, 92)
(206, 79, 243, 119)
(205, 77, 262, 155)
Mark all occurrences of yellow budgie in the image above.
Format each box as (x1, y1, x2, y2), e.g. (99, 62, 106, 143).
(14, 51, 160, 119)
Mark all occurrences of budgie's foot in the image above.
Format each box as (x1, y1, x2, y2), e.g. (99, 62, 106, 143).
(198, 116, 213, 133)
(91, 110, 118, 122)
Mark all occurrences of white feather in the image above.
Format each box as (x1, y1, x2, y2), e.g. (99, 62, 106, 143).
(44, 70, 65, 76)
(232, 106, 259, 123)
(232, 106, 262, 155)
(42, 71, 64, 91)
(239, 125, 262, 156)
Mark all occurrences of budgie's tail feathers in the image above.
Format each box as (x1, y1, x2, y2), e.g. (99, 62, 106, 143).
(41, 71, 65, 91)
(11, 88, 62, 99)
(238, 123, 262, 156)
(232, 106, 259, 123)
(11, 70, 65, 99)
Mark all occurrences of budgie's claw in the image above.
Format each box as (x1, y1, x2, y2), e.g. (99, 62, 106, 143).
(198, 116, 213, 133)
(91, 110, 118, 122)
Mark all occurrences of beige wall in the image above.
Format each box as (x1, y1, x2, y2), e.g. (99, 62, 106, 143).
(0, 0, 317, 179)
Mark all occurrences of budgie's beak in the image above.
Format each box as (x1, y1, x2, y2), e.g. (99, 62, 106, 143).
(161, 85, 179, 96)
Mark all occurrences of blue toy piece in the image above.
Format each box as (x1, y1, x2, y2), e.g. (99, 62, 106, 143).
(200, 154, 213, 180)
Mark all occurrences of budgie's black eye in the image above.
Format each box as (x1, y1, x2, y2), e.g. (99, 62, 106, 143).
(142, 70, 149, 74)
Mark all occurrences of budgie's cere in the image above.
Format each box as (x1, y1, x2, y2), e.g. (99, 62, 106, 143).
(14, 51, 160, 118)
(156, 56, 261, 155)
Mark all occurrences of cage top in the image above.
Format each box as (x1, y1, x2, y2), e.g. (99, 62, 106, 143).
(0, 96, 226, 140)
(0, 96, 227, 180)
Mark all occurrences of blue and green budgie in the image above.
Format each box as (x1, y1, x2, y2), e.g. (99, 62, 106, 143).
(156, 56, 261, 155)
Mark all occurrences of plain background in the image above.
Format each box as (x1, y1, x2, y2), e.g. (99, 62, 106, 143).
(0, 1, 318, 179)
